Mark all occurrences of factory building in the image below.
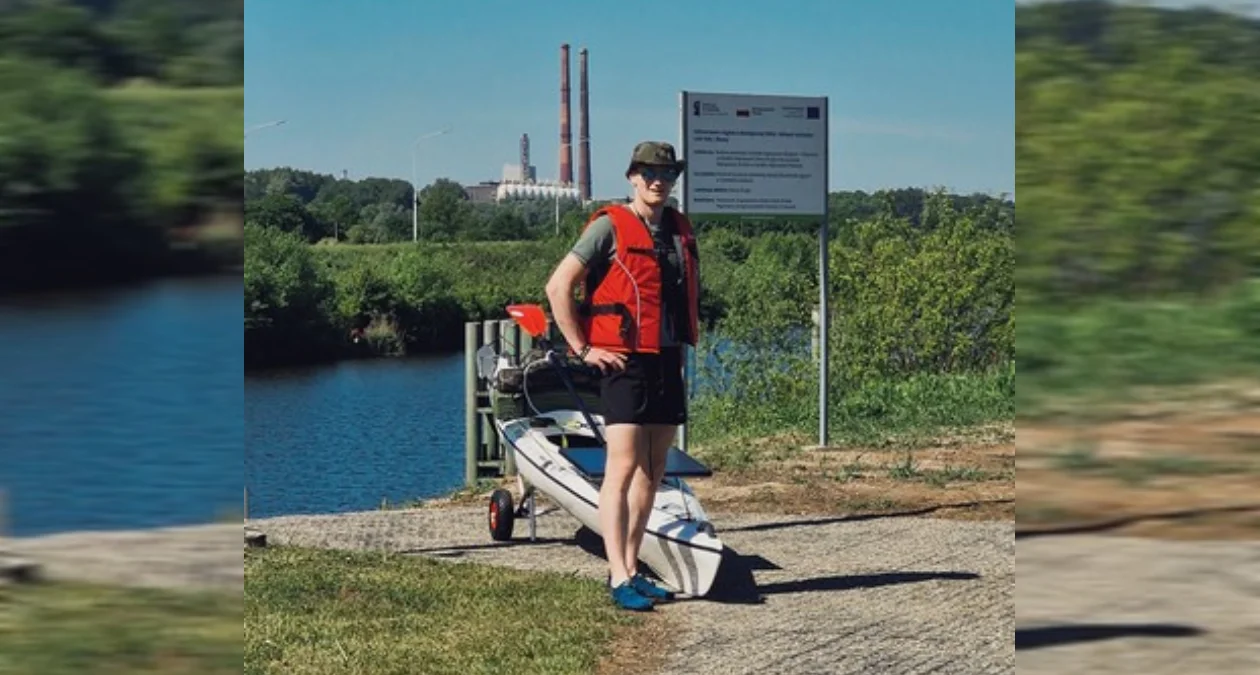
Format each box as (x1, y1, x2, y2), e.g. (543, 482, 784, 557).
(475, 43, 594, 205)
(495, 181, 580, 202)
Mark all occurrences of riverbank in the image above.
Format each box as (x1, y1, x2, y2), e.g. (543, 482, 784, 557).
(248, 506, 1014, 674)
(0, 523, 241, 675)
(249, 402, 1251, 673)
(240, 418, 1016, 673)
(0, 217, 243, 298)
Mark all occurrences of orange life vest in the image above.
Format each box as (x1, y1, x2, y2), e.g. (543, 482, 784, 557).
(578, 205, 700, 353)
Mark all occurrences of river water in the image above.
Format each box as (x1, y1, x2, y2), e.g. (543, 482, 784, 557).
(0, 276, 748, 536)
(0, 275, 474, 536)
(0, 277, 243, 537)
(244, 354, 467, 520)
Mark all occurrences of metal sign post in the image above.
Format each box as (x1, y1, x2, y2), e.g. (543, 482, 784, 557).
(679, 91, 831, 449)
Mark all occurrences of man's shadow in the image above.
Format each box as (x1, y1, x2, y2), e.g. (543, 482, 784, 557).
(573, 526, 980, 605)
(400, 526, 982, 605)
(1016, 623, 1204, 650)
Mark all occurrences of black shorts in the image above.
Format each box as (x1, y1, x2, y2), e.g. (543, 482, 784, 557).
(600, 347, 688, 426)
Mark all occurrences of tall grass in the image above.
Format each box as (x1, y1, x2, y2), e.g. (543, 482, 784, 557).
(690, 335, 1013, 450)
(1019, 280, 1260, 419)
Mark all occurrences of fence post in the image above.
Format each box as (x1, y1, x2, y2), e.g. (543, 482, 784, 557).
(465, 322, 481, 486)
(501, 318, 519, 476)
(482, 319, 501, 466)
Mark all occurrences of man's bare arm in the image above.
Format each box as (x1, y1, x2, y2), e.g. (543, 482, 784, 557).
(544, 253, 626, 371)
(544, 252, 589, 351)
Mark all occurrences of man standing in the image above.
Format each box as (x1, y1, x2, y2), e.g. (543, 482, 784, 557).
(545, 141, 701, 611)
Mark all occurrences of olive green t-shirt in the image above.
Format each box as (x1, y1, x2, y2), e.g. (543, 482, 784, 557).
(570, 206, 688, 347)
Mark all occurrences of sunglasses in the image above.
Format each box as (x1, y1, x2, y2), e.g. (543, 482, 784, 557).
(638, 166, 681, 183)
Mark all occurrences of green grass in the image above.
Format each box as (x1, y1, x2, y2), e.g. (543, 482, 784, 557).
(1015, 503, 1090, 525)
(245, 547, 640, 675)
(691, 363, 1013, 465)
(885, 454, 1007, 486)
(0, 581, 241, 674)
(1018, 285, 1260, 420)
(1051, 445, 1246, 486)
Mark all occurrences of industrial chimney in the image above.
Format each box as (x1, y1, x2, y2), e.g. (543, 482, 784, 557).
(520, 133, 530, 182)
(578, 47, 591, 201)
(559, 44, 573, 186)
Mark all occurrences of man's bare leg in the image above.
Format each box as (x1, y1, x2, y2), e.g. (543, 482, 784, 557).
(599, 423, 644, 586)
(624, 424, 675, 576)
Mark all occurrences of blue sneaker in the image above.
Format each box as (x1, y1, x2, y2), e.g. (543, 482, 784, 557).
(630, 573, 675, 601)
(610, 580, 654, 611)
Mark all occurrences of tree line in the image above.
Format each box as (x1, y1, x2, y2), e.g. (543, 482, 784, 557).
(245, 166, 1014, 245)
(0, 0, 241, 87)
(0, 0, 243, 293)
(243, 186, 1014, 372)
(1018, 0, 1260, 302)
(1017, 0, 1260, 408)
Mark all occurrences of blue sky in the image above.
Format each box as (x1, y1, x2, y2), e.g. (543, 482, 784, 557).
(245, 0, 1014, 200)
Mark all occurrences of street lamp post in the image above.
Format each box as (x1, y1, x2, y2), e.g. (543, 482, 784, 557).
(412, 128, 452, 242)
(245, 119, 286, 138)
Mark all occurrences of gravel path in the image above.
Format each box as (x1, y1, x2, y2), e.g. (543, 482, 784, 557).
(4, 523, 242, 592)
(253, 505, 1015, 674)
(12, 509, 1252, 674)
(1016, 534, 1260, 674)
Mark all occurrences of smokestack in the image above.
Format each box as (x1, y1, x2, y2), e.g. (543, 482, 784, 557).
(520, 133, 530, 182)
(559, 43, 573, 186)
(578, 47, 591, 201)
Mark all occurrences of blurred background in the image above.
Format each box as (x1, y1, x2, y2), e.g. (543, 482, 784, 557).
(1016, 0, 1259, 534)
(1016, 1, 1258, 673)
(0, 2, 242, 672)
(0, 0, 242, 538)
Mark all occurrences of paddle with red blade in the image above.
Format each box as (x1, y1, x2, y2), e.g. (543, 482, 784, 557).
(505, 303, 606, 445)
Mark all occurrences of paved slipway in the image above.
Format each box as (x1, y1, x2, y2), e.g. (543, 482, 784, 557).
(253, 505, 1016, 675)
(4, 523, 242, 592)
(1016, 533, 1260, 675)
(10, 507, 1254, 674)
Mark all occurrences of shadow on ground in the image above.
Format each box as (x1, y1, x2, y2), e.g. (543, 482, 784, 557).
(699, 544, 981, 605)
(401, 523, 984, 607)
(400, 537, 572, 556)
(720, 499, 1013, 535)
(1015, 623, 1205, 650)
(1014, 504, 1260, 540)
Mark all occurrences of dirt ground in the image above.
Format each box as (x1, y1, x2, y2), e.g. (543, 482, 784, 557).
(435, 424, 1017, 526)
(689, 429, 1015, 522)
(1016, 410, 1260, 540)
(1012, 403, 1260, 673)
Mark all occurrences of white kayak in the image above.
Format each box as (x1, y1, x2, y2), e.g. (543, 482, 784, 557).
(477, 303, 724, 598)
(493, 408, 724, 598)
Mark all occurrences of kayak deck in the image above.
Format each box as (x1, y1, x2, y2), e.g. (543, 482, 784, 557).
(558, 446, 714, 478)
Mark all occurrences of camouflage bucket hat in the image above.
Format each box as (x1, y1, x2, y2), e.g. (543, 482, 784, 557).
(625, 141, 686, 177)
